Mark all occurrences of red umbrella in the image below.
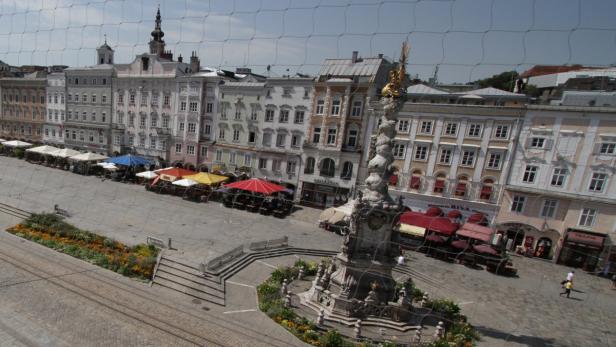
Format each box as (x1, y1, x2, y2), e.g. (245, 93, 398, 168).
(425, 206, 444, 217)
(224, 178, 285, 195)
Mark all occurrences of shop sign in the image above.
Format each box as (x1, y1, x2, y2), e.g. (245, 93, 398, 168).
(566, 230, 605, 248)
(314, 178, 339, 187)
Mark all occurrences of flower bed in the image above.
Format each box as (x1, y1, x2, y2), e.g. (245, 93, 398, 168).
(6, 213, 159, 280)
(257, 259, 479, 347)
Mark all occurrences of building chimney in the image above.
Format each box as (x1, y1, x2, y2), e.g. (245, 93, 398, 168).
(378, 53, 383, 59)
(190, 51, 200, 73)
(178, 54, 183, 63)
(352, 51, 358, 63)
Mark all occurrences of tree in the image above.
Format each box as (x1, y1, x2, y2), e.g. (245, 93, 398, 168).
(473, 71, 519, 91)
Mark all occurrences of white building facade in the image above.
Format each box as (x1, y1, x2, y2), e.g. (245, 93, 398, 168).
(43, 72, 66, 145)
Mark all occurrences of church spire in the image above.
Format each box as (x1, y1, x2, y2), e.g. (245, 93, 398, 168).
(149, 6, 166, 55)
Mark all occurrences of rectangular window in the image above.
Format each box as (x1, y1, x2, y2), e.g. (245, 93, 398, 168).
(204, 124, 211, 135)
(393, 143, 406, 159)
(276, 134, 286, 147)
(82, 112, 87, 121)
(161, 140, 167, 151)
(139, 136, 145, 147)
(541, 199, 558, 218)
(190, 102, 198, 112)
(287, 161, 297, 174)
(101, 112, 106, 123)
(180, 101, 187, 111)
(91, 94, 97, 103)
(419, 121, 433, 135)
(551, 168, 567, 187)
(313, 127, 321, 144)
(294, 110, 304, 124)
(88, 132, 94, 142)
(522, 165, 538, 183)
(250, 107, 258, 121)
(265, 109, 274, 122)
(140, 116, 146, 128)
(219, 128, 225, 140)
(272, 159, 281, 172)
(316, 99, 325, 115)
(206, 103, 213, 113)
(443, 122, 458, 136)
(163, 95, 170, 106)
(151, 116, 157, 127)
(460, 150, 476, 167)
(327, 128, 337, 145)
(589, 173, 607, 192)
(439, 148, 452, 164)
(351, 101, 362, 117)
(216, 150, 223, 162)
(151, 94, 158, 105)
(68, 94, 72, 102)
(162, 116, 169, 128)
(234, 107, 241, 120)
(467, 123, 482, 137)
(200, 146, 208, 158)
(91, 112, 97, 122)
(330, 99, 341, 115)
(150, 138, 157, 149)
(579, 208, 597, 227)
(249, 131, 256, 143)
(129, 93, 135, 104)
(233, 129, 240, 142)
(82, 94, 87, 102)
(397, 120, 410, 133)
(101, 95, 106, 103)
(600, 142, 616, 155)
(117, 94, 123, 104)
(259, 158, 268, 169)
(188, 123, 196, 133)
(279, 109, 289, 123)
(347, 129, 358, 147)
(511, 195, 526, 213)
(291, 134, 300, 147)
(530, 137, 545, 148)
(140, 93, 148, 106)
(187, 145, 195, 155)
(114, 135, 121, 145)
(175, 143, 182, 154)
(262, 133, 272, 146)
(486, 152, 502, 169)
(179, 122, 185, 132)
(228, 152, 236, 164)
(494, 125, 510, 139)
(414, 145, 428, 161)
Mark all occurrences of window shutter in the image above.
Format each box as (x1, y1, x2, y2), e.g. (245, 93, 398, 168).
(545, 138, 554, 150)
(592, 142, 602, 155)
(524, 137, 531, 149)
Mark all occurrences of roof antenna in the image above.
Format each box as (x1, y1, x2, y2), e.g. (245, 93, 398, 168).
(104, 33, 107, 45)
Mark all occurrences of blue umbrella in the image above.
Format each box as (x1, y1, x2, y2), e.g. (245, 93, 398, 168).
(105, 154, 152, 167)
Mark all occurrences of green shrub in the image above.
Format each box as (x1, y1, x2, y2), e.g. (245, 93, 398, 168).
(319, 330, 349, 347)
(270, 266, 299, 284)
(428, 299, 460, 320)
(103, 238, 116, 249)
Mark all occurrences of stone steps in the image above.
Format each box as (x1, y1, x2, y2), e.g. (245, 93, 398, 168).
(153, 276, 226, 306)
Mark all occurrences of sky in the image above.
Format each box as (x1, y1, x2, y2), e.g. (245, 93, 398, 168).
(0, 0, 616, 83)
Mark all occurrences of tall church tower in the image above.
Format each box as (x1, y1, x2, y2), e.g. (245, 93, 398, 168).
(96, 36, 114, 65)
(149, 7, 166, 56)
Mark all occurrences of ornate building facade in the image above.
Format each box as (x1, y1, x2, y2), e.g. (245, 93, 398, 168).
(0, 71, 47, 143)
(43, 72, 66, 145)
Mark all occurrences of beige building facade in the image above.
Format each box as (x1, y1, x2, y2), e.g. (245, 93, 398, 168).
(496, 91, 616, 271)
(0, 72, 47, 143)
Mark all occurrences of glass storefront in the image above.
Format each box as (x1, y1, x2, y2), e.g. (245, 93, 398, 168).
(557, 229, 606, 272)
(300, 182, 350, 209)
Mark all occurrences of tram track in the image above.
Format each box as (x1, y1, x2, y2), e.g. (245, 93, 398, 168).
(0, 230, 298, 347)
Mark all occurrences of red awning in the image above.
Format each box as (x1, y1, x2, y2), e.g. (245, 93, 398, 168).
(566, 231, 605, 248)
(472, 244, 499, 256)
(410, 176, 420, 189)
(451, 239, 470, 249)
(456, 223, 494, 243)
(467, 213, 487, 224)
(425, 234, 446, 243)
(481, 186, 492, 194)
(447, 210, 462, 219)
(400, 211, 433, 228)
(225, 178, 286, 195)
(427, 217, 458, 236)
(426, 206, 444, 217)
(389, 174, 398, 185)
(434, 179, 445, 189)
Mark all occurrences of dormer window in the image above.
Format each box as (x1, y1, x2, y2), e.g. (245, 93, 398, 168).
(142, 57, 150, 71)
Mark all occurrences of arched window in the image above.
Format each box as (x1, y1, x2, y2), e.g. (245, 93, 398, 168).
(480, 178, 494, 201)
(434, 173, 446, 194)
(455, 175, 469, 197)
(410, 169, 422, 190)
(341, 161, 353, 180)
(304, 157, 316, 174)
(320, 158, 335, 177)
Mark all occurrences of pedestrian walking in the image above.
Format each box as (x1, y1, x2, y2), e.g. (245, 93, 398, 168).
(397, 253, 405, 265)
(561, 270, 574, 286)
(560, 280, 573, 298)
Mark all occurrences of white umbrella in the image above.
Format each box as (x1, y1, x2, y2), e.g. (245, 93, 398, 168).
(172, 178, 198, 187)
(0, 139, 7, 142)
(2, 140, 32, 148)
(69, 152, 109, 162)
(136, 171, 158, 179)
(49, 148, 81, 158)
(96, 162, 118, 171)
(26, 145, 60, 154)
